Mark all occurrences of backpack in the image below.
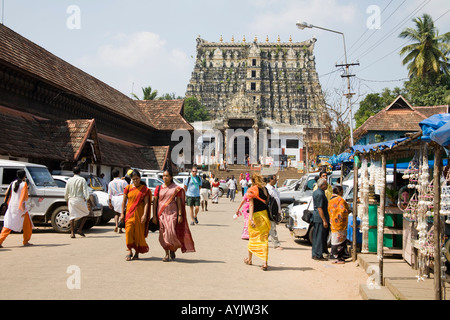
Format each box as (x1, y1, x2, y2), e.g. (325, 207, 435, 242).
(251, 186, 281, 223)
(266, 191, 281, 223)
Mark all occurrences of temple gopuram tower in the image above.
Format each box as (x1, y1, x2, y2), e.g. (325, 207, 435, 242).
(186, 35, 330, 168)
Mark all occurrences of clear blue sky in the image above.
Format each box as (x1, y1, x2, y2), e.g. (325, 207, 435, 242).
(2, 0, 449, 110)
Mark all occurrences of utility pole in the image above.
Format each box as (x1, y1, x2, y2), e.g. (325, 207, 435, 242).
(296, 21, 359, 147)
(336, 61, 359, 147)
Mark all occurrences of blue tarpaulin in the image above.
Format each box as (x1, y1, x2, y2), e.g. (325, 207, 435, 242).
(329, 152, 354, 165)
(430, 119, 450, 147)
(386, 159, 448, 169)
(419, 113, 450, 145)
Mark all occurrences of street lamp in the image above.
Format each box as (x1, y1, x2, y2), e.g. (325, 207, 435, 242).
(296, 21, 355, 147)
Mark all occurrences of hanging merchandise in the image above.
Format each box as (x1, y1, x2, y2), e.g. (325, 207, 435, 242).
(403, 152, 420, 190)
(440, 165, 450, 224)
(404, 192, 419, 221)
(415, 144, 432, 281)
(360, 157, 370, 254)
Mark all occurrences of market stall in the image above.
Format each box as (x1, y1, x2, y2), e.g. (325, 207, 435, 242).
(351, 118, 449, 300)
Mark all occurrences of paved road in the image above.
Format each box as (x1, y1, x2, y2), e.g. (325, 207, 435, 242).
(0, 193, 368, 300)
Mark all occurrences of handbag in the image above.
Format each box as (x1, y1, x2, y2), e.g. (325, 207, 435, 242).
(118, 217, 125, 229)
(148, 185, 160, 233)
(1, 183, 12, 216)
(301, 198, 313, 223)
(148, 217, 159, 233)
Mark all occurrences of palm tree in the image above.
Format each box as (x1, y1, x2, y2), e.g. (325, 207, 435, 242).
(399, 13, 450, 83)
(131, 86, 158, 100)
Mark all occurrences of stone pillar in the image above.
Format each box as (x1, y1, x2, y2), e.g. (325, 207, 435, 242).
(223, 121, 230, 164)
(260, 128, 268, 166)
(214, 130, 221, 165)
(252, 120, 258, 165)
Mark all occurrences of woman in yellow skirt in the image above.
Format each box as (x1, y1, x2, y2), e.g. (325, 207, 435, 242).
(243, 173, 271, 271)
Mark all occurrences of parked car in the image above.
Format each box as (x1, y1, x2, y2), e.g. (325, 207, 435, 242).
(286, 178, 353, 244)
(142, 172, 184, 188)
(53, 175, 113, 224)
(0, 160, 102, 233)
(279, 173, 320, 207)
(141, 176, 164, 192)
(278, 178, 300, 192)
(175, 175, 228, 197)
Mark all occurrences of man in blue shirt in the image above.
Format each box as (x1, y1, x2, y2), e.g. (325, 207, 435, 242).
(184, 166, 202, 225)
(311, 178, 330, 261)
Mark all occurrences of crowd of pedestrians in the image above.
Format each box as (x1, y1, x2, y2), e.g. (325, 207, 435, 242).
(1, 165, 350, 268)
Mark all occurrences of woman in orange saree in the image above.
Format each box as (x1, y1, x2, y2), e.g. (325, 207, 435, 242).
(153, 169, 195, 262)
(120, 170, 151, 261)
(328, 185, 350, 264)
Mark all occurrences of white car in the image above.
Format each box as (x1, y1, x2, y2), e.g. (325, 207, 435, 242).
(0, 160, 102, 233)
(285, 196, 313, 242)
(286, 180, 354, 244)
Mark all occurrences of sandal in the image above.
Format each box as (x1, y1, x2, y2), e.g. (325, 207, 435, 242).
(132, 254, 139, 260)
(261, 264, 268, 271)
(163, 256, 170, 262)
(243, 258, 252, 265)
(125, 254, 132, 261)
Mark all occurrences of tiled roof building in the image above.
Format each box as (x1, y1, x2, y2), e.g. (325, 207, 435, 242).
(0, 24, 191, 173)
(354, 95, 449, 145)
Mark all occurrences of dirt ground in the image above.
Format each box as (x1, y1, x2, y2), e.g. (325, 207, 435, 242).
(0, 193, 369, 300)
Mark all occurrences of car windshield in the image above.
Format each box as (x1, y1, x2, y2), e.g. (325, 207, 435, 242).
(89, 175, 103, 188)
(305, 178, 316, 191)
(28, 166, 57, 187)
(173, 177, 183, 184)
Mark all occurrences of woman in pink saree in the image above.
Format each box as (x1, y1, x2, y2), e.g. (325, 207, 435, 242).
(152, 169, 195, 262)
(234, 193, 250, 240)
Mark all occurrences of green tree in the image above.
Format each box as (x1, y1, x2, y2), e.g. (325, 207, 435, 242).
(399, 13, 450, 83)
(131, 86, 158, 100)
(157, 92, 183, 100)
(183, 97, 210, 122)
(354, 87, 405, 128)
(404, 73, 450, 106)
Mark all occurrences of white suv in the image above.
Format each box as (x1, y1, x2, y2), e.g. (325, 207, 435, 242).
(0, 160, 102, 233)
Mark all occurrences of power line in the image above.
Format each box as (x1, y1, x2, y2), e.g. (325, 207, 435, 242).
(343, 0, 395, 58)
(355, 0, 431, 62)
(356, 76, 409, 83)
(435, 9, 450, 22)
(358, 39, 410, 73)
(347, 0, 405, 60)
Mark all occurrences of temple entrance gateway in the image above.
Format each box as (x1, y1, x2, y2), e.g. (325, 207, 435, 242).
(228, 119, 253, 165)
(186, 36, 331, 168)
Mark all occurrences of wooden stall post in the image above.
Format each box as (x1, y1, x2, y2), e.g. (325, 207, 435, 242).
(361, 155, 370, 254)
(352, 156, 359, 262)
(433, 145, 443, 300)
(377, 153, 387, 285)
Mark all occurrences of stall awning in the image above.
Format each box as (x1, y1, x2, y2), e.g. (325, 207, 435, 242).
(351, 137, 408, 154)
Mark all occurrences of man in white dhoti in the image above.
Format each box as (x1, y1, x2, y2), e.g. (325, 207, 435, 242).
(108, 169, 128, 233)
(65, 166, 90, 238)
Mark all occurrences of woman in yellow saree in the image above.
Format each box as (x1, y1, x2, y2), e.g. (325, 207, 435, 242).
(120, 170, 152, 261)
(243, 173, 271, 271)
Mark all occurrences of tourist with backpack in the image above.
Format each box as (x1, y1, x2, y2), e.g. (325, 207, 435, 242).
(183, 166, 202, 225)
(266, 175, 283, 250)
